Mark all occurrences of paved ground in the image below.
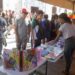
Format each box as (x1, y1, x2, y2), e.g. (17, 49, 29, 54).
(38, 56, 75, 75)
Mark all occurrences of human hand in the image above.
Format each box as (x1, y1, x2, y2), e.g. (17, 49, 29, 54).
(31, 40, 35, 48)
(48, 40, 55, 45)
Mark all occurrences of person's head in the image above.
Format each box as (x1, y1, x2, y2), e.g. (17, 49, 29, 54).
(21, 8, 28, 19)
(1, 12, 5, 18)
(58, 13, 72, 24)
(36, 10, 44, 21)
(51, 14, 58, 21)
(44, 14, 48, 20)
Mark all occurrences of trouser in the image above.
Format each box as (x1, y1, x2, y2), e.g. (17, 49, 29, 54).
(3, 34, 7, 46)
(64, 37, 75, 73)
(34, 39, 41, 48)
(17, 39, 27, 50)
(0, 38, 3, 54)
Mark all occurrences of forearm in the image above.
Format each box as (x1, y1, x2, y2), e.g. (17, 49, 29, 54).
(54, 31, 62, 43)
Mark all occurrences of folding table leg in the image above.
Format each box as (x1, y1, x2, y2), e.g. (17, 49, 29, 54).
(45, 61, 48, 75)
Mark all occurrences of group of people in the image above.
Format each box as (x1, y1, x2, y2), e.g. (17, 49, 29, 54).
(30, 10, 60, 48)
(15, 8, 75, 75)
(0, 8, 60, 53)
(0, 8, 75, 75)
(0, 10, 15, 57)
(15, 8, 60, 50)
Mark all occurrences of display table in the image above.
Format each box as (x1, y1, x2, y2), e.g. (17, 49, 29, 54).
(37, 45, 64, 75)
(47, 47, 63, 62)
(0, 31, 47, 75)
(1, 30, 64, 75)
(0, 58, 46, 75)
(37, 45, 64, 62)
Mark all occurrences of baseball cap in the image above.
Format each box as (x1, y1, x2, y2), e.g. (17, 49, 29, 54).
(21, 8, 28, 14)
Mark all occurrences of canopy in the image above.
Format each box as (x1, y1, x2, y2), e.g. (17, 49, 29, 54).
(39, 0, 75, 10)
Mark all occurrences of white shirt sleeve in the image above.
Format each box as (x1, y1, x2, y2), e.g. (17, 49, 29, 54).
(59, 24, 65, 32)
(58, 23, 75, 39)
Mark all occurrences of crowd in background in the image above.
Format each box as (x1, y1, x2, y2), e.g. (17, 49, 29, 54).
(0, 8, 75, 75)
(0, 8, 75, 51)
(30, 10, 60, 48)
(0, 10, 15, 56)
(0, 9, 75, 50)
(0, 9, 60, 49)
